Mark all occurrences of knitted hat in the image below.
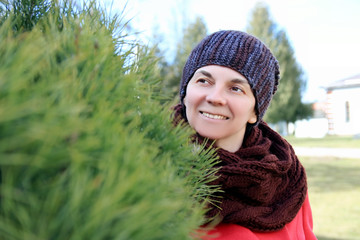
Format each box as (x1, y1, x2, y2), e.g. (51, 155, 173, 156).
(179, 30, 280, 124)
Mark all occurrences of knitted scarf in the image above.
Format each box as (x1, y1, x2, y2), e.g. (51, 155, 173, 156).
(173, 104, 307, 232)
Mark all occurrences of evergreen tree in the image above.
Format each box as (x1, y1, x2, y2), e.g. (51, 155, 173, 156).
(246, 3, 312, 134)
(0, 1, 219, 239)
(161, 16, 208, 99)
(0, 0, 52, 32)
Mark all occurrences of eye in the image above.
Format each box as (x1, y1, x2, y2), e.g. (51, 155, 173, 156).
(231, 86, 244, 93)
(196, 78, 209, 84)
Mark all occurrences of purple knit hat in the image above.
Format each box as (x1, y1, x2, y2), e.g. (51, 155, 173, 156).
(179, 30, 280, 125)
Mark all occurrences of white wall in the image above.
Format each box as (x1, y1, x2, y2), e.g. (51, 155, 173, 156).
(326, 87, 360, 135)
(294, 118, 328, 138)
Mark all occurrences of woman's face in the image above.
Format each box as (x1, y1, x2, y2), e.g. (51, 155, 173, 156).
(183, 65, 257, 152)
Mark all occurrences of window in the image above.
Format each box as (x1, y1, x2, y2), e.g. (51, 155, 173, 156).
(345, 101, 350, 122)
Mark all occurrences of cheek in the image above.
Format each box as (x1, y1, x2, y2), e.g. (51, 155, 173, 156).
(183, 87, 198, 109)
(231, 98, 256, 117)
(184, 95, 196, 119)
(183, 88, 202, 124)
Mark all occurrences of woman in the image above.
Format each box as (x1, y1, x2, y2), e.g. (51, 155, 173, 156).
(173, 30, 317, 239)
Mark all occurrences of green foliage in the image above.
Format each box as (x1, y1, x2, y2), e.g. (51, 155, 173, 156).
(246, 3, 313, 126)
(160, 16, 208, 99)
(0, 2, 219, 239)
(0, 0, 52, 32)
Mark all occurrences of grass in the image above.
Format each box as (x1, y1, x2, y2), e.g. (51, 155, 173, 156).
(284, 135, 360, 239)
(300, 156, 360, 240)
(285, 135, 360, 148)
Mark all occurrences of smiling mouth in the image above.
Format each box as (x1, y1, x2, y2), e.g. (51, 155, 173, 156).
(200, 111, 229, 120)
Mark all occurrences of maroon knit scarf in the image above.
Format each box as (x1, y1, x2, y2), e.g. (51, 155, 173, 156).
(173, 104, 307, 232)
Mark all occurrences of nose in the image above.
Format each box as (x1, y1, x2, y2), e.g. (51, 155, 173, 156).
(206, 87, 226, 106)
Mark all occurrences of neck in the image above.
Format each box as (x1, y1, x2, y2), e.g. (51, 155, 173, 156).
(215, 133, 245, 153)
(215, 124, 255, 152)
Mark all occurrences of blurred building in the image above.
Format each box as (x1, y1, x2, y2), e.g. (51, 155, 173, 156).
(293, 102, 328, 138)
(325, 73, 360, 136)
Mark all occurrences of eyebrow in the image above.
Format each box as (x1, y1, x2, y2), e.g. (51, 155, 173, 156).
(196, 69, 249, 84)
(197, 70, 213, 79)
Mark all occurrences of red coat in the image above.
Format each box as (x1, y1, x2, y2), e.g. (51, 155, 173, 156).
(202, 194, 317, 240)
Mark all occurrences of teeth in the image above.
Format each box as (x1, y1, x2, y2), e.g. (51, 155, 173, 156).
(202, 112, 227, 120)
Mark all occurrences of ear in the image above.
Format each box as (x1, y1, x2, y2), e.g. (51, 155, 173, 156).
(183, 96, 187, 107)
(248, 110, 257, 124)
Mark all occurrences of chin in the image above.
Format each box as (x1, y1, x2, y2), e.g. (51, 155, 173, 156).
(196, 130, 222, 141)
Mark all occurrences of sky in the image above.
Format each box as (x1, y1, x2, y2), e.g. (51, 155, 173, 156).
(110, 0, 360, 102)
